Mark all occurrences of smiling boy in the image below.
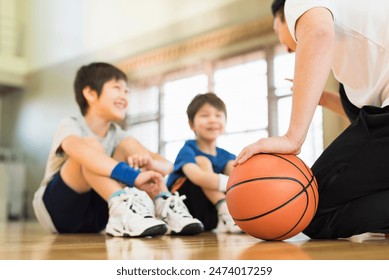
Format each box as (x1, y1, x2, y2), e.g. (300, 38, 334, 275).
(167, 93, 241, 233)
(33, 62, 203, 237)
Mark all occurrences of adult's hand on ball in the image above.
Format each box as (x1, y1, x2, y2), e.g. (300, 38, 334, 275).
(233, 135, 301, 166)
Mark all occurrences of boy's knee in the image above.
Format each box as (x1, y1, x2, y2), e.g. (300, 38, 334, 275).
(112, 138, 131, 161)
(116, 137, 129, 148)
(195, 156, 212, 170)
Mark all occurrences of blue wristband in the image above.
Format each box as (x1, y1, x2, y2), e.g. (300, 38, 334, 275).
(110, 162, 141, 187)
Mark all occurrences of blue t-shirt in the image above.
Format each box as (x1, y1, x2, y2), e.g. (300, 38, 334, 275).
(166, 140, 236, 189)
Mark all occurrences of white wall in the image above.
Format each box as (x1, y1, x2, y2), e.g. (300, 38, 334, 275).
(27, 0, 239, 71)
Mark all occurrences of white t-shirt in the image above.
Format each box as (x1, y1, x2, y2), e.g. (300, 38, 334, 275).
(33, 116, 128, 232)
(40, 116, 128, 187)
(284, 0, 389, 108)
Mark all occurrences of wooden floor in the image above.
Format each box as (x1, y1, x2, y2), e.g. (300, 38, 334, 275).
(1, 221, 389, 260)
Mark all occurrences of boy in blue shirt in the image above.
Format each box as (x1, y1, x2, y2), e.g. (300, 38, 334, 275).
(167, 93, 241, 233)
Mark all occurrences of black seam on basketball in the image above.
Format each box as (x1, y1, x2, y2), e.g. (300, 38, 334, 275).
(231, 176, 314, 222)
(273, 154, 318, 210)
(227, 154, 319, 240)
(259, 153, 319, 211)
(294, 156, 319, 211)
(272, 176, 315, 240)
(269, 154, 310, 181)
(227, 174, 318, 213)
(228, 176, 304, 193)
(227, 174, 317, 211)
(231, 176, 316, 240)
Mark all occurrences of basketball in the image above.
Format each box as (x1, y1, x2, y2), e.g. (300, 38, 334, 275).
(226, 153, 318, 241)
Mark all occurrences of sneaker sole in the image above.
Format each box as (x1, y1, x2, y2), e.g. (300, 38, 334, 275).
(136, 224, 168, 237)
(107, 224, 168, 237)
(171, 223, 204, 236)
(213, 226, 244, 234)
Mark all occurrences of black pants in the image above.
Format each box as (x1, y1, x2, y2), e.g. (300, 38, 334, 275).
(303, 84, 389, 238)
(174, 179, 219, 231)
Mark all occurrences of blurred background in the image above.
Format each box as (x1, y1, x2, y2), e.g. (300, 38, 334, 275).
(0, 0, 347, 222)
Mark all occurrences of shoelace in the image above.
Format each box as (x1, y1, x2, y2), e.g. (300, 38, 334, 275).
(219, 211, 233, 224)
(160, 192, 191, 218)
(119, 192, 153, 219)
(218, 211, 239, 229)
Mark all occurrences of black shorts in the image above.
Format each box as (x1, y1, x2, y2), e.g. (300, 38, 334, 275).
(43, 172, 108, 233)
(173, 178, 219, 231)
(304, 84, 389, 238)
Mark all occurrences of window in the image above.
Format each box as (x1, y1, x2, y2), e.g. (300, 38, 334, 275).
(213, 51, 269, 156)
(162, 74, 208, 161)
(126, 86, 159, 152)
(126, 45, 323, 166)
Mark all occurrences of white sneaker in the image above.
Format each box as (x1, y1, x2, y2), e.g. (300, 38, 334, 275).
(129, 187, 155, 214)
(106, 187, 167, 237)
(214, 201, 243, 234)
(155, 192, 204, 235)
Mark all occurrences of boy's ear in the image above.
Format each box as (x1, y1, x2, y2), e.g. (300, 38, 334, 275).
(188, 120, 197, 134)
(82, 86, 98, 103)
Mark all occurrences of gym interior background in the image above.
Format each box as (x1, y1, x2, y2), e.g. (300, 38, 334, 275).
(0, 0, 348, 222)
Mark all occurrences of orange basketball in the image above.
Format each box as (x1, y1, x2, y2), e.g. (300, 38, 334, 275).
(226, 153, 319, 241)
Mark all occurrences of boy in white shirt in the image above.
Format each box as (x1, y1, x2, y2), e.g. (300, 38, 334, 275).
(33, 62, 203, 237)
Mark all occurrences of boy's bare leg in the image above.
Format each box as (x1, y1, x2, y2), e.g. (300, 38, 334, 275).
(195, 156, 225, 204)
(60, 138, 124, 201)
(111, 137, 203, 235)
(195, 156, 242, 233)
(61, 138, 168, 237)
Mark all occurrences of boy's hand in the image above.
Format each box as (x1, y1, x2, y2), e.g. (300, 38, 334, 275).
(127, 153, 154, 171)
(134, 170, 163, 196)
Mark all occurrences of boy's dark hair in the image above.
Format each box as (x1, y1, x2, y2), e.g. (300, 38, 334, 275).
(74, 62, 128, 115)
(271, 0, 286, 20)
(186, 92, 227, 123)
